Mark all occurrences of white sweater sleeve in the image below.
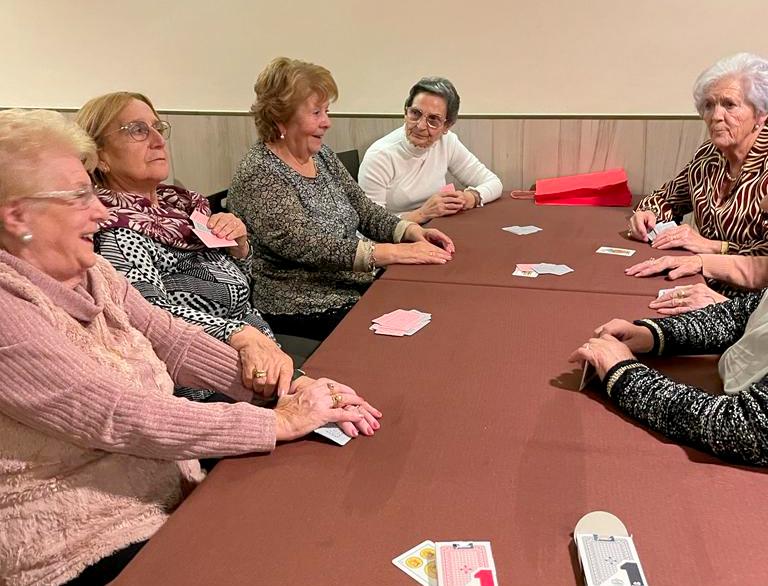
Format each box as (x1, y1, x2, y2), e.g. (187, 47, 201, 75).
(359, 148, 394, 209)
(448, 136, 503, 204)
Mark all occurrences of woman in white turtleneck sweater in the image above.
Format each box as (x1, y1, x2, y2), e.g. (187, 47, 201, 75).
(359, 77, 502, 224)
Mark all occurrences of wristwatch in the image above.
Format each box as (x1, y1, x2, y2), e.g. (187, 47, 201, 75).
(467, 188, 483, 208)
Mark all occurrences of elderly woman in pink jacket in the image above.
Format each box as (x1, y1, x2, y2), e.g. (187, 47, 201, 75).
(0, 109, 380, 585)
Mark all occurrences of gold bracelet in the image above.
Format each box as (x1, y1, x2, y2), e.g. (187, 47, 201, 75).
(720, 240, 729, 255)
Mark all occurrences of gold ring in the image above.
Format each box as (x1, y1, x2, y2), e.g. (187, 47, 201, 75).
(676, 290, 685, 299)
(254, 369, 267, 379)
(331, 393, 343, 408)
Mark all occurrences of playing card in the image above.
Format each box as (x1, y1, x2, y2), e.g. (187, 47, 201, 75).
(596, 246, 636, 257)
(502, 225, 542, 235)
(531, 263, 573, 276)
(657, 286, 685, 298)
(190, 210, 237, 248)
(513, 268, 538, 278)
(579, 360, 598, 391)
(392, 540, 437, 586)
(436, 541, 498, 586)
(313, 423, 351, 446)
(647, 220, 676, 242)
(440, 183, 456, 193)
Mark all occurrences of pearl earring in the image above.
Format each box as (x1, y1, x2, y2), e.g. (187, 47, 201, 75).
(20, 233, 32, 244)
(754, 124, 761, 132)
(280, 132, 285, 140)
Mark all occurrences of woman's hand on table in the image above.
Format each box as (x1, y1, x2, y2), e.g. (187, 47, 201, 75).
(593, 319, 654, 354)
(229, 325, 293, 396)
(416, 191, 466, 222)
(404, 224, 455, 254)
(274, 377, 382, 441)
(628, 210, 657, 242)
(648, 283, 726, 315)
(650, 224, 721, 254)
(375, 242, 452, 266)
(208, 212, 250, 258)
(569, 333, 636, 380)
(625, 255, 703, 279)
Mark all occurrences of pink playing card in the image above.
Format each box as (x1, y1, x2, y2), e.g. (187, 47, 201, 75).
(440, 183, 455, 193)
(436, 542, 497, 586)
(190, 210, 237, 248)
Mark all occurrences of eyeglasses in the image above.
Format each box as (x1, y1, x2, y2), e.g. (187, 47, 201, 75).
(21, 185, 98, 209)
(405, 106, 446, 130)
(104, 120, 172, 142)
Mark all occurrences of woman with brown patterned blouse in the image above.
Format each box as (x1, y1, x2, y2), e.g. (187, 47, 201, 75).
(628, 53, 768, 288)
(228, 58, 455, 340)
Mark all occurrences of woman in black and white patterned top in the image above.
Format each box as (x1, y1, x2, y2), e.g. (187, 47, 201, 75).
(571, 292, 768, 466)
(77, 92, 300, 402)
(228, 57, 456, 340)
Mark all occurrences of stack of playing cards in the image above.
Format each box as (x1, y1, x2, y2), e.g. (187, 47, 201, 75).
(513, 263, 574, 278)
(502, 225, 542, 235)
(371, 309, 431, 336)
(647, 220, 676, 242)
(393, 540, 498, 586)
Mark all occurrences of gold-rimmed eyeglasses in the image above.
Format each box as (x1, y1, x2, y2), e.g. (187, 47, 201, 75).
(405, 106, 446, 130)
(104, 120, 172, 142)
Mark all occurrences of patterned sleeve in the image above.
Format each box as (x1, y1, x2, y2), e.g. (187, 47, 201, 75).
(95, 228, 263, 343)
(635, 168, 692, 221)
(324, 148, 402, 242)
(725, 236, 768, 256)
(604, 359, 768, 466)
(634, 292, 764, 356)
(229, 155, 362, 271)
(634, 149, 703, 221)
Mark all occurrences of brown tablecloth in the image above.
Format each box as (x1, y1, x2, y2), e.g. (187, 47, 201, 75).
(381, 197, 703, 297)
(115, 280, 767, 586)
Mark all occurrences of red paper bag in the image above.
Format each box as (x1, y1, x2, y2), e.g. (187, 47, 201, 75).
(534, 168, 632, 207)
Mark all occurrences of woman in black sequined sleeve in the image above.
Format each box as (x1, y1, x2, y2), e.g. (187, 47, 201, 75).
(571, 291, 768, 465)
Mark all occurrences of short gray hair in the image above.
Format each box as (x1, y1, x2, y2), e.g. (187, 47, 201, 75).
(0, 109, 97, 205)
(404, 77, 461, 125)
(693, 53, 768, 116)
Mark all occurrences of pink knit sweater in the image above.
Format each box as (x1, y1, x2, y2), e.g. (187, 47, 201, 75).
(0, 251, 276, 585)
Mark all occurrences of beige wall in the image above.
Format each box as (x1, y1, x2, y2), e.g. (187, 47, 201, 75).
(2, 0, 767, 115)
(162, 113, 707, 197)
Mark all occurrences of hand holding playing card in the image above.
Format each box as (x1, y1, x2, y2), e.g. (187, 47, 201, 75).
(625, 254, 703, 279)
(208, 212, 250, 258)
(593, 319, 654, 354)
(649, 283, 727, 315)
(627, 210, 656, 242)
(651, 223, 721, 253)
(569, 333, 636, 380)
(417, 191, 466, 221)
(273, 378, 381, 441)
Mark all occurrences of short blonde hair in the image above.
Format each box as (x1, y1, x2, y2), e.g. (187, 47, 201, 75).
(0, 109, 97, 205)
(251, 57, 338, 142)
(76, 91, 160, 184)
